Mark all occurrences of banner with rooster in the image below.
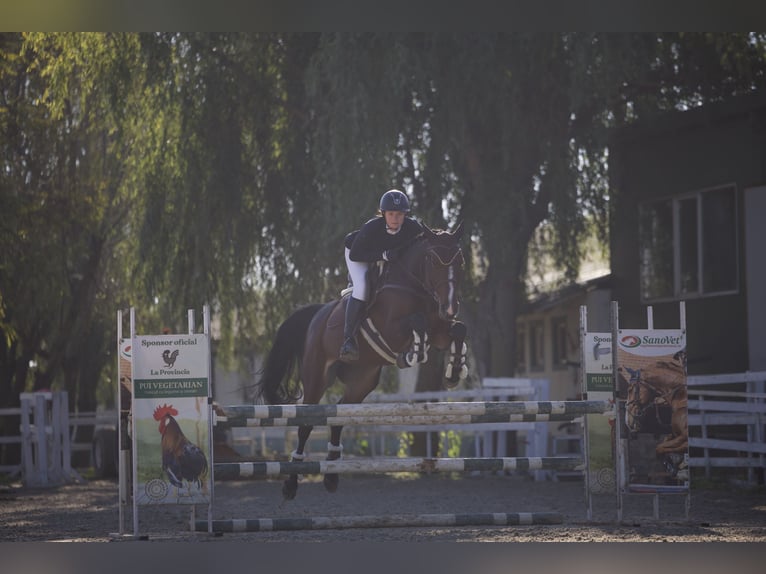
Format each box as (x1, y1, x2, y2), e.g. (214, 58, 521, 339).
(132, 334, 212, 505)
(616, 329, 689, 491)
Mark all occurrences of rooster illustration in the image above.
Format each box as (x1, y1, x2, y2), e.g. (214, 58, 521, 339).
(152, 403, 208, 493)
(162, 349, 179, 368)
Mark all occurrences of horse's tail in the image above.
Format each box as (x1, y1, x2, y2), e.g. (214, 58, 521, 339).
(256, 303, 325, 405)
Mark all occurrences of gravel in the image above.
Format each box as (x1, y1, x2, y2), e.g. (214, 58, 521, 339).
(2, 472, 765, 543)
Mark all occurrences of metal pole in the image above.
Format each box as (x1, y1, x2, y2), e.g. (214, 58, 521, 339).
(204, 303, 214, 534)
(580, 305, 593, 521)
(610, 300, 623, 523)
(130, 307, 139, 538)
(116, 310, 125, 535)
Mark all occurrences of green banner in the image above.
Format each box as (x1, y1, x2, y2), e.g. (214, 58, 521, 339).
(134, 378, 208, 399)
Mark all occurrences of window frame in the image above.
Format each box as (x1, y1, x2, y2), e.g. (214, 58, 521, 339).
(551, 315, 569, 371)
(639, 183, 739, 303)
(529, 319, 545, 372)
(516, 324, 527, 374)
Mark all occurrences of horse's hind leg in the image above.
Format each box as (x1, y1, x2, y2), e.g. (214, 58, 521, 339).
(323, 425, 343, 493)
(282, 424, 313, 500)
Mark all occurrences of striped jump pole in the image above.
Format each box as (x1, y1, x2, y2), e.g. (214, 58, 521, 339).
(214, 456, 583, 479)
(195, 399, 614, 533)
(217, 412, 590, 428)
(218, 399, 612, 422)
(194, 511, 563, 533)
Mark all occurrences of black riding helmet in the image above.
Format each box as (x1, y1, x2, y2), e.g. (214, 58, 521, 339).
(379, 189, 410, 213)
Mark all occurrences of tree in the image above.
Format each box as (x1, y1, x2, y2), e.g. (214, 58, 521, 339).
(303, 32, 766, 383)
(3, 32, 766, 427)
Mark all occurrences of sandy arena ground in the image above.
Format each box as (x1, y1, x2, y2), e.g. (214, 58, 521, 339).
(2, 472, 766, 543)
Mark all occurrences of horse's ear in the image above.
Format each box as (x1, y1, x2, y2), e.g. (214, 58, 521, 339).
(451, 221, 464, 240)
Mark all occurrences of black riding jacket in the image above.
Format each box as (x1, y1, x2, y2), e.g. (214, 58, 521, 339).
(345, 216, 424, 263)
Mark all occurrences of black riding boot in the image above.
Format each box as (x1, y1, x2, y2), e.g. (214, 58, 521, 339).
(339, 297, 365, 362)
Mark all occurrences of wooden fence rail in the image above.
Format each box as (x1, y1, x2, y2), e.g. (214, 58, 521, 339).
(687, 372, 766, 483)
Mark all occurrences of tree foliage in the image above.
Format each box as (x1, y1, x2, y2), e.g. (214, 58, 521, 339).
(2, 32, 766, 424)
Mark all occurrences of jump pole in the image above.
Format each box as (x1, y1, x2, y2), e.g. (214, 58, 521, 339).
(194, 512, 563, 532)
(218, 400, 612, 420)
(214, 456, 584, 478)
(194, 397, 616, 533)
(216, 412, 595, 428)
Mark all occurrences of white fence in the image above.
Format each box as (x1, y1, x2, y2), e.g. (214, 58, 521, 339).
(4, 371, 764, 487)
(0, 392, 84, 486)
(229, 372, 766, 485)
(687, 371, 766, 484)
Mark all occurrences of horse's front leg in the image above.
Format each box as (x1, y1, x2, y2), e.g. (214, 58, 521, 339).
(396, 312, 429, 368)
(323, 425, 343, 493)
(444, 321, 468, 388)
(282, 424, 313, 500)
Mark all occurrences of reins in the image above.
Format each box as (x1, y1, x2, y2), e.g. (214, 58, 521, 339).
(385, 242, 463, 309)
(627, 378, 686, 426)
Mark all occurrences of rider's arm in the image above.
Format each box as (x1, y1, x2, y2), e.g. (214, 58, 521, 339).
(348, 218, 386, 262)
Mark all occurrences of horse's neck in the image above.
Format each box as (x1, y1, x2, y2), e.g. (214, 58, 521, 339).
(643, 379, 685, 404)
(383, 248, 425, 292)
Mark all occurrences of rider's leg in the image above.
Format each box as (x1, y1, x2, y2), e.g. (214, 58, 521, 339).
(340, 248, 368, 362)
(340, 296, 365, 361)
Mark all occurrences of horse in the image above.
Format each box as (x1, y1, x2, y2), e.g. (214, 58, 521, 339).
(255, 223, 468, 500)
(623, 350, 688, 457)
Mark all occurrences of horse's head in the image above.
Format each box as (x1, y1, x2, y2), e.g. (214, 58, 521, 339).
(625, 372, 655, 433)
(416, 222, 465, 321)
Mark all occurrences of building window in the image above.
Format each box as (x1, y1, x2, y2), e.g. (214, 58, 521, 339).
(516, 325, 527, 374)
(639, 184, 738, 301)
(551, 316, 569, 370)
(529, 320, 545, 372)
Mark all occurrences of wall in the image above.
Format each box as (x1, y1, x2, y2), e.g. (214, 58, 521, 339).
(516, 282, 612, 401)
(745, 186, 766, 371)
(609, 94, 766, 375)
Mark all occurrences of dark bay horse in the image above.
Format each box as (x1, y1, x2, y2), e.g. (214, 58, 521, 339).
(256, 223, 468, 499)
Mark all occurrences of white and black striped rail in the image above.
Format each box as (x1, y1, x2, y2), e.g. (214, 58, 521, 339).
(194, 511, 563, 532)
(217, 400, 612, 427)
(214, 456, 583, 479)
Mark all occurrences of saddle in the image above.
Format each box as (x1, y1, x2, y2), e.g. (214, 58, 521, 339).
(339, 261, 418, 366)
(340, 261, 387, 303)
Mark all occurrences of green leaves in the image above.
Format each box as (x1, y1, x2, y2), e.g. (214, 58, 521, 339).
(3, 32, 766, 406)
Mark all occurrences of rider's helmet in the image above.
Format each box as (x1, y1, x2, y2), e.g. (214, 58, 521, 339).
(379, 189, 410, 213)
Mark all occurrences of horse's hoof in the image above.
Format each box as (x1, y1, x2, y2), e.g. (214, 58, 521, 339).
(323, 473, 339, 493)
(443, 377, 460, 389)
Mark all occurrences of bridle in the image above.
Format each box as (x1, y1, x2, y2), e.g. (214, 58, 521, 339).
(422, 245, 463, 313)
(627, 378, 683, 427)
(388, 241, 463, 317)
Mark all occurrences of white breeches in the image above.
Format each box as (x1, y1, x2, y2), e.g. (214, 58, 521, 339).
(345, 247, 369, 301)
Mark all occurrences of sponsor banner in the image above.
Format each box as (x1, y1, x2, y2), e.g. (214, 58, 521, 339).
(583, 333, 613, 393)
(617, 329, 689, 491)
(582, 332, 615, 494)
(132, 334, 211, 505)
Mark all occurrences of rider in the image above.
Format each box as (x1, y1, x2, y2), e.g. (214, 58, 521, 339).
(339, 189, 424, 362)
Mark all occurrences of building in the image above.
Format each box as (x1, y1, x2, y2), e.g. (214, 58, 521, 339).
(609, 93, 766, 375)
(516, 92, 766, 389)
